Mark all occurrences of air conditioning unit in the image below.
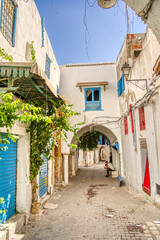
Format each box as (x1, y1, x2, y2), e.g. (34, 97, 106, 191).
(98, 0, 117, 9)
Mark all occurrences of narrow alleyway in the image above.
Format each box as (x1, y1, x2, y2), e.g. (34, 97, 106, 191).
(17, 162, 160, 240)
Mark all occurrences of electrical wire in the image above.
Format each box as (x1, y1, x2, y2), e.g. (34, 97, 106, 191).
(92, 77, 160, 127)
(83, 0, 97, 61)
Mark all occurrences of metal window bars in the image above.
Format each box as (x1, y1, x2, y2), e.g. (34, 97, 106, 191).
(1, 0, 15, 46)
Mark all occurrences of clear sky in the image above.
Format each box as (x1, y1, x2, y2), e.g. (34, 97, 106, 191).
(34, 0, 146, 66)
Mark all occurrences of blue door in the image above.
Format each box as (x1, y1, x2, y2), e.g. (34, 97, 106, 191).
(39, 156, 48, 198)
(0, 134, 17, 224)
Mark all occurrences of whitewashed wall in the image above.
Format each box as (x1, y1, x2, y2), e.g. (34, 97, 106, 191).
(118, 28, 160, 204)
(0, 0, 60, 90)
(0, 0, 60, 219)
(60, 63, 122, 174)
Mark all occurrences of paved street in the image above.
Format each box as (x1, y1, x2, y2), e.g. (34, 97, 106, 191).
(17, 162, 160, 240)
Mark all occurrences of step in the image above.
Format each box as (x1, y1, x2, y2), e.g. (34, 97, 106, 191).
(0, 230, 7, 240)
(0, 214, 25, 240)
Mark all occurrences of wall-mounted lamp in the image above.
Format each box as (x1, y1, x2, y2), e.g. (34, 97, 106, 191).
(121, 62, 148, 92)
(121, 62, 131, 79)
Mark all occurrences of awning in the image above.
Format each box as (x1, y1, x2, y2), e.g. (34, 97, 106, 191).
(76, 81, 108, 91)
(0, 62, 58, 100)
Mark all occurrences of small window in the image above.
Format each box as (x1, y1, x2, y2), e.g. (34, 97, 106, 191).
(85, 87, 102, 111)
(124, 117, 128, 135)
(134, 50, 141, 58)
(45, 54, 51, 80)
(0, 0, 17, 46)
(139, 106, 146, 131)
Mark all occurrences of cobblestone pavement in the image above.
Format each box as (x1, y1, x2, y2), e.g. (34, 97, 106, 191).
(17, 162, 160, 240)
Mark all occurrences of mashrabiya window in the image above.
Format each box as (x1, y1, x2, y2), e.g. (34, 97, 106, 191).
(0, 0, 17, 46)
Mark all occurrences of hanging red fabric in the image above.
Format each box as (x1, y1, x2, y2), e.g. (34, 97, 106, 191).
(143, 156, 150, 195)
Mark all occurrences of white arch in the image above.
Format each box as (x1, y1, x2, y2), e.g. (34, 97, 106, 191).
(71, 124, 118, 146)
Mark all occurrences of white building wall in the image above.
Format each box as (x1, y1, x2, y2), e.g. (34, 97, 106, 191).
(60, 63, 119, 126)
(60, 63, 122, 175)
(0, 0, 60, 219)
(0, 0, 60, 91)
(118, 28, 160, 204)
(60, 64, 121, 138)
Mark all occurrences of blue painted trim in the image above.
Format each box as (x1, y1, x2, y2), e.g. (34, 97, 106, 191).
(12, 3, 17, 47)
(12, 0, 17, 5)
(0, 0, 4, 29)
(41, 17, 45, 47)
(84, 87, 102, 111)
(84, 109, 103, 112)
(112, 141, 119, 151)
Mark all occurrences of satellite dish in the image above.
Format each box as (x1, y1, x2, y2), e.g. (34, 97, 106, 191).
(98, 0, 117, 9)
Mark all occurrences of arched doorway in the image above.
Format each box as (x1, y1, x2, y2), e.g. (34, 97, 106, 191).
(71, 124, 122, 177)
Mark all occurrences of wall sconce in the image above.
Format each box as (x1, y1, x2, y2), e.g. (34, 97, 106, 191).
(121, 62, 131, 79)
(121, 62, 148, 92)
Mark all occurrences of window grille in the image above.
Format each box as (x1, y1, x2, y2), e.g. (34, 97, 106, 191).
(85, 87, 102, 111)
(45, 54, 51, 80)
(118, 74, 125, 97)
(0, 0, 17, 46)
(139, 106, 146, 131)
(124, 117, 128, 135)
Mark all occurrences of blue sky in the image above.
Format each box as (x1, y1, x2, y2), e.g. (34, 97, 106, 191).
(34, 0, 146, 65)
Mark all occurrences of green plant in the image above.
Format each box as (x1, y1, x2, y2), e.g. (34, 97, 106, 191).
(0, 93, 82, 180)
(79, 131, 101, 151)
(30, 41, 36, 63)
(0, 47, 13, 62)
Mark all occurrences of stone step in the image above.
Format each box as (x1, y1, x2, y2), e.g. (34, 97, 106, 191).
(0, 214, 25, 240)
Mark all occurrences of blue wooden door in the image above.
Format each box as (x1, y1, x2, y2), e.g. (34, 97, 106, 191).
(39, 156, 48, 198)
(0, 134, 17, 224)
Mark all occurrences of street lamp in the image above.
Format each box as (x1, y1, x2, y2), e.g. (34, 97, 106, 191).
(98, 0, 117, 9)
(121, 62, 148, 92)
(121, 62, 131, 79)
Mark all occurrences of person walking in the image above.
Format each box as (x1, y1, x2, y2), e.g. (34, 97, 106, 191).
(105, 160, 110, 177)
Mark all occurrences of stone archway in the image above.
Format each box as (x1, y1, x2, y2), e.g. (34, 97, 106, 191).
(71, 124, 118, 146)
(71, 124, 122, 176)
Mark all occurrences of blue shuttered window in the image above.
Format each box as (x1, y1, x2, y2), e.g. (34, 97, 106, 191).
(0, 133, 17, 224)
(45, 54, 51, 80)
(39, 156, 48, 198)
(118, 74, 125, 96)
(0, 0, 17, 47)
(85, 87, 102, 111)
